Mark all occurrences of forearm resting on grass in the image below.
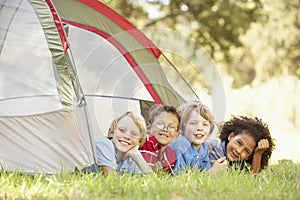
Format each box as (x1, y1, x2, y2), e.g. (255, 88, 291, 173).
(251, 139, 269, 173)
(126, 147, 153, 174)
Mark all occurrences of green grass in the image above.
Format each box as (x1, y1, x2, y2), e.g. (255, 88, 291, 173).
(1, 160, 299, 200)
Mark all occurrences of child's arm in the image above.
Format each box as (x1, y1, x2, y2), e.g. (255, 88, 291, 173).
(96, 138, 118, 175)
(208, 157, 228, 174)
(126, 146, 153, 174)
(99, 166, 116, 175)
(153, 161, 163, 171)
(251, 139, 270, 173)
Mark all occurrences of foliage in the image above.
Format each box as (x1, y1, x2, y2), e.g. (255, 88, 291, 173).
(100, 0, 300, 89)
(1, 161, 299, 199)
(101, 0, 262, 64)
(229, 0, 300, 88)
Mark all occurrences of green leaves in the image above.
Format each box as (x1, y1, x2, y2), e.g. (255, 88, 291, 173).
(103, 0, 299, 88)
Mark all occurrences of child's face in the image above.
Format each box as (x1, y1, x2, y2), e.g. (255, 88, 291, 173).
(113, 116, 141, 153)
(183, 110, 211, 150)
(226, 132, 256, 161)
(150, 112, 180, 148)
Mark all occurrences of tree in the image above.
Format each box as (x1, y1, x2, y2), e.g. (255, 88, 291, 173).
(101, 0, 300, 89)
(229, 0, 300, 88)
(102, 0, 263, 64)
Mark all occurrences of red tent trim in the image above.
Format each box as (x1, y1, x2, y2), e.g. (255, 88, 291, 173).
(62, 20, 163, 104)
(45, 0, 69, 52)
(78, 0, 162, 59)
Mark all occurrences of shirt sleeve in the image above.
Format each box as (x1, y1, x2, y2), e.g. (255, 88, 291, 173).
(117, 158, 141, 174)
(169, 135, 190, 157)
(197, 142, 212, 171)
(96, 138, 117, 169)
(207, 139, 226, 165)
(169, 135, 190, 173)
(139, 134, 158, 165)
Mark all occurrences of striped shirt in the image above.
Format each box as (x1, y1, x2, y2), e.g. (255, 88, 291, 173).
(139, 134, 176, 172)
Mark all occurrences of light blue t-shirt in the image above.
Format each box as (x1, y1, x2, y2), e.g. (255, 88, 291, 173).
(169, 134, 211, 173)
(96, 137, 141, 174)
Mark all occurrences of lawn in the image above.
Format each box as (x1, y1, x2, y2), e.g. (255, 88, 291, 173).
(1, 160, 299, 200)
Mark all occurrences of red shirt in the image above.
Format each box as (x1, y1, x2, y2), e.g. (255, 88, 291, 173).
(139, 134, 176, 172)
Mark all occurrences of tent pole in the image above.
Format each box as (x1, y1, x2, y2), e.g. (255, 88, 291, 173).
(161, 53, 200, 100)
(67, 47, 99, 173)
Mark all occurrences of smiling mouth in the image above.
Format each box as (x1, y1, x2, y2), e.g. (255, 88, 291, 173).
(230, 150, 240, 160)
(158, 133, 169, 138)
(119, 140, 131, 145)
(194, 133, 204, 139)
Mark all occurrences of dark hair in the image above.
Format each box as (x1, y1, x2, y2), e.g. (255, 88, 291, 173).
(218, 115, 275, 170)
(149, 105, 180, 130)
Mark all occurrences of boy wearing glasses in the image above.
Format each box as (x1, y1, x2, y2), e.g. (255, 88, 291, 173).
(139, 105, 180, 172)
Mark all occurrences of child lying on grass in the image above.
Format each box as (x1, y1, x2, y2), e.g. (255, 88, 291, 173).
(96, 111, 152, 175)
(139, 105, 180, 172)
(169, 101, 227, 174)
(208, 115, 275, 173)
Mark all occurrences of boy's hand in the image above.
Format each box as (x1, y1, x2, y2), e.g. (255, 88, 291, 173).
(123, 146, 139, 160)
(254, 139, 269, 155)
(153, 161, 163, 171)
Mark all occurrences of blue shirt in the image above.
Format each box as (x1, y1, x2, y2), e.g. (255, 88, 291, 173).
(208, 139, 248, 170)
(207, 139, 227, 166)
(96, 137, 141, 174)
(169, 135, 211, 173)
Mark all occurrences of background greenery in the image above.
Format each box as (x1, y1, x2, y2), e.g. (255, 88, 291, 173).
(101, 0, 300, 163)
(103, 0, 299, 85)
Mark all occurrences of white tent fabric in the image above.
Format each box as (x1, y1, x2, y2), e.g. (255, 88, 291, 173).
(67, 25, 153, 101)
(1, 109, 93, 172)
(0, 0, 196, 174)
(0, 0, 62, 115)
(0, 0, 96, 173)
(66, 25, 152, 140)
(85, 96, 142, 142)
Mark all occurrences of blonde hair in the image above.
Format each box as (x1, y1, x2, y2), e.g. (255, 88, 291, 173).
(110, 111, 147, 147)
(178, 101, 215, 134)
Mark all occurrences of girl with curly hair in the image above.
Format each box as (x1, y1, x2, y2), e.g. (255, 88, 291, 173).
(208, 115, 275, 173)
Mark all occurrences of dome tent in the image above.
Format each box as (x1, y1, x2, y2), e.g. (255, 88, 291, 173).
(0, 0, 98, 173)
(0, 0, 197, 173)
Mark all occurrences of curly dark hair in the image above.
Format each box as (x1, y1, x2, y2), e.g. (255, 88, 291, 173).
(218, 115, 275, 170)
